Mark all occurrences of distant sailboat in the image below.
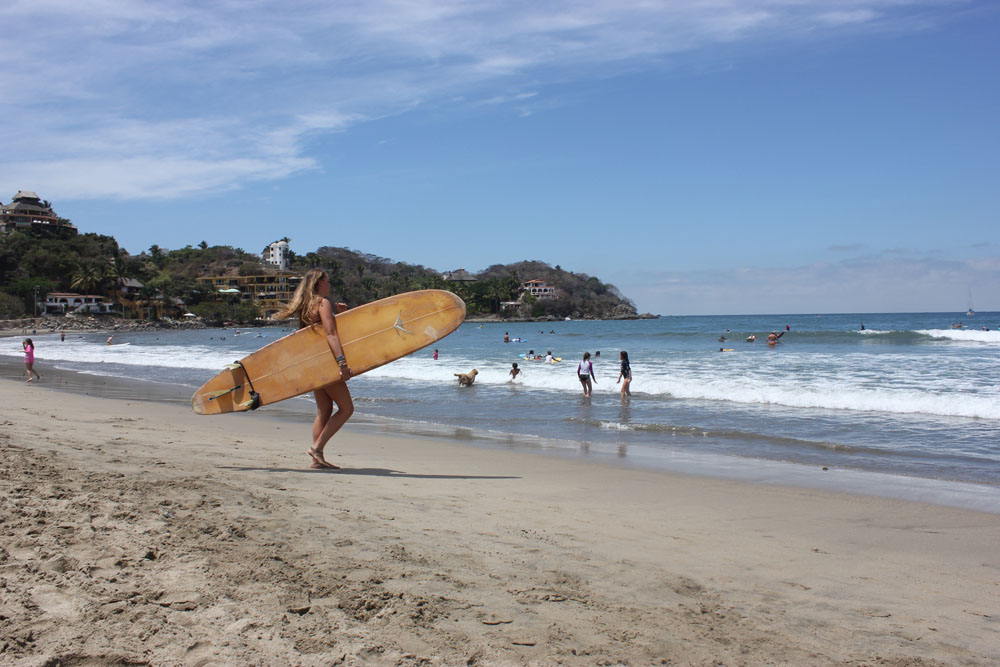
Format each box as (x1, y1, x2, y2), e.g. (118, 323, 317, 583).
(967, 287, 975, 317)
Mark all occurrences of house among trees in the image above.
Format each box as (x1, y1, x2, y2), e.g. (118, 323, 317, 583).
(0, 190, 77, 237)
(195, 274, 302, 319)
(44, 293, 114, 315)
(520, 279, 556, 300)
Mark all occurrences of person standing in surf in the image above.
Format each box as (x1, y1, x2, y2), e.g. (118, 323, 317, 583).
(276, 269, 354, 469)
(577, 351, 596, 396)
(616, 350, 632, 397)
(23, 338, 41, 382)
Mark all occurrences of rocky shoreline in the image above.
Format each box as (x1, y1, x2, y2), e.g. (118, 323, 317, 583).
(0, 315, 208, 336)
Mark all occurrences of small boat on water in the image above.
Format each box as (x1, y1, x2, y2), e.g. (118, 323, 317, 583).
(967, 288, 975, 316)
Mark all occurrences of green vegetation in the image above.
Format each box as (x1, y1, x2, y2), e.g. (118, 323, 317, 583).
(1, 228, 642, 322)
(292, 249, 640, 319)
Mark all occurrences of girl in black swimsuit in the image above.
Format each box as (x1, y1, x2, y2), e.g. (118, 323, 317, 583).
(617, 351, 632, 397)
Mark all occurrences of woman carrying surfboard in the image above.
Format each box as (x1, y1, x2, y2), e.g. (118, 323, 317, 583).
(276, 269, 354, 469)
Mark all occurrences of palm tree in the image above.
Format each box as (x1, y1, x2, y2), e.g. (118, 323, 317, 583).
(106, 250, 134, 317)
(148, 244, 166, 268)
(70, 263, 102, 294)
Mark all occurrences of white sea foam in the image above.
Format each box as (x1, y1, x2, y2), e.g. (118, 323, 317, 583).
(1, 338, 253, 371)
(7, 334, 999, 421)
(366, 353, 1000, 420)
(657, 375, 1000, 420)
(915, 328, 1000, 343)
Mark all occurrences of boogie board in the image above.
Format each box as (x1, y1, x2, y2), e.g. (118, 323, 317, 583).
(191, 290, 465, 415)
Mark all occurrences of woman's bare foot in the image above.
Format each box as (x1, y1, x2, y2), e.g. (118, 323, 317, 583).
(307, 448, 339, 469)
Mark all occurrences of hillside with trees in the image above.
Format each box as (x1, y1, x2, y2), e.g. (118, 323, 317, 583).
(0, 228, 650, 322)
(289, 248, 646, 320)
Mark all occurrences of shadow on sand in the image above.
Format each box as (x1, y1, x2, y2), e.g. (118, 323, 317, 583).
(216, 465, 520, 480)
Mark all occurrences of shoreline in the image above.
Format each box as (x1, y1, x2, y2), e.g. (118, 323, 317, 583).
(1, 378, 998, 664)
(4, 352, 999, 515)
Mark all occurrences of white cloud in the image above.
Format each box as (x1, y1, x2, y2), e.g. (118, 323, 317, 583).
(816, 10, 879, 27)
(4, 156, 317, 200)
(0, 0, 962, 200)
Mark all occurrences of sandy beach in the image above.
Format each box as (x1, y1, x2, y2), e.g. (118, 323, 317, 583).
(1, 376, 998, 665)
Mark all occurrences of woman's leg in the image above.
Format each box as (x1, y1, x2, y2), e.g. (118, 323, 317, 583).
(312, 387, 333, 444)
(311, 382, 354, 465)
(308, 388, 335, 467)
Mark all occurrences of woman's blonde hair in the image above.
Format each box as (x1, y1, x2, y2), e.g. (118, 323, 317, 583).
(275, 268, 327, 328)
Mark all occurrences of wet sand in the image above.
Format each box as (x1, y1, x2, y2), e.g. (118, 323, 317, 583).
(1, 376, 998, 665)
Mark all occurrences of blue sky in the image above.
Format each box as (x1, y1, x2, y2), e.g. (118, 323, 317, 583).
(2, 0, 997, 315)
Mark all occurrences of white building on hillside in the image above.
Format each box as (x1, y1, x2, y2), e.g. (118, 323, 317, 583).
(520, 279, 556, 300)
(263, 240, 290, 271)
(44, 293, 114, 314)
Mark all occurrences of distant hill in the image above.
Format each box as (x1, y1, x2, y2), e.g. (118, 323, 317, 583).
(0, 228, 651, 320)
(294, 249, 650, 320)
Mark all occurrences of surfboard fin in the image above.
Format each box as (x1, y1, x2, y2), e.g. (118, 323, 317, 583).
(238, 392, 261, 411)
(204, 386, 241, 401)
(393, 311, 413, 335)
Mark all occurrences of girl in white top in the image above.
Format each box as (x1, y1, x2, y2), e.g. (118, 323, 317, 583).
(577, 351, 596, 396)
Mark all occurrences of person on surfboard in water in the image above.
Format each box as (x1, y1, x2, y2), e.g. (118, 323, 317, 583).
(276, 269, 353, 469)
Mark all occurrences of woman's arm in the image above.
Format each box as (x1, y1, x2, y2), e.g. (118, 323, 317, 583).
(318, 298, 352, 380)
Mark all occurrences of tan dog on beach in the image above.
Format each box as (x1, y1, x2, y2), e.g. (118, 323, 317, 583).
(455, 369, 478, 386)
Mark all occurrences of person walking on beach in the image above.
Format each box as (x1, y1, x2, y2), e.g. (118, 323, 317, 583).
(275, 268, 354, 469)
(616, 350, 632, 397)
(23, 339, 41, 382)
(577, 352, 596, 396)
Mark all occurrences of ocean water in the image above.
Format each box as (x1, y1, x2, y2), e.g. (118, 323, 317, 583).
(6, 312, 1000, 507)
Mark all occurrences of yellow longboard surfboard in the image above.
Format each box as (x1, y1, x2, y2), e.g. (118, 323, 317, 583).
(191, 289, 465, 415)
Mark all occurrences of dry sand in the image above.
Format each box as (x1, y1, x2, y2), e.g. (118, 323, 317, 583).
(1, 377, 998, 666)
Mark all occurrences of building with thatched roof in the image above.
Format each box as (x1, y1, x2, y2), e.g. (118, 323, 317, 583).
(0, 190, 77, 237)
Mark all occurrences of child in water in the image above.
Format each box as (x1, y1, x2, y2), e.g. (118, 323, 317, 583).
(509, 363, 521, 382)
(616, 351, 631, 396)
